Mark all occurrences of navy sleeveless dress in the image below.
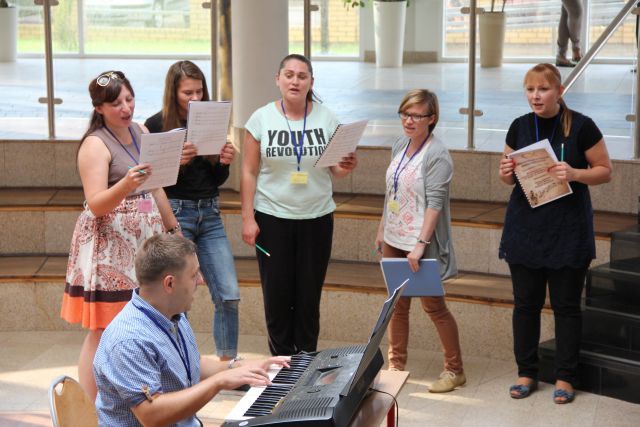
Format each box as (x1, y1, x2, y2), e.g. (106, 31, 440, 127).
(499, 110, 598, 270)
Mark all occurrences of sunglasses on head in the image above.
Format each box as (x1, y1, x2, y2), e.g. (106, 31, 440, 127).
(96, 71, 125, 87)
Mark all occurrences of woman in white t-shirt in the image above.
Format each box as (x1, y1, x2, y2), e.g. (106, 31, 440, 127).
(375, 89, 465, 393)
(241, 54, 357, 356)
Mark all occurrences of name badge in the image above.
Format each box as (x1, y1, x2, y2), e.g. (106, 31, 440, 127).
(290, 171, 309, 185)
(138, 198, 153, 213)
(387, 199, 400, 214)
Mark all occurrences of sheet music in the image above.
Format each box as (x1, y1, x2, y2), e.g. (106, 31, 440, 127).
(507, 138, 572, 208)
(314, 120, 368, 168)
(186, 101, 232, 155)
(137, 129, 186, 192)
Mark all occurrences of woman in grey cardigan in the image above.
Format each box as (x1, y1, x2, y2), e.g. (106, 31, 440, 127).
(375, 89, 464, 393)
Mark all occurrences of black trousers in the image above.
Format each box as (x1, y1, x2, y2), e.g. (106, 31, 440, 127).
(255, 211, 333, 356)
(509, 263, 588, 385)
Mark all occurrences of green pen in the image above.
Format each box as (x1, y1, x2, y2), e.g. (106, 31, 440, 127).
(128, 166, 147, 175)
(560, 143, 565, 162)
(255, 243, 271, 257)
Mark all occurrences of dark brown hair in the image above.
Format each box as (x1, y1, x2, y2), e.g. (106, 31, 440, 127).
(81, 71, 135, 142)
(278, 54, 321, 103)
(161, 60, 210, 132)
(524, 63, 573, 138)
(397, 89, 440, 134)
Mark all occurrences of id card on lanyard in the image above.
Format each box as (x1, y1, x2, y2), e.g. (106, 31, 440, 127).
(388, 135, 429, 215)
(282, 100, 309, 185)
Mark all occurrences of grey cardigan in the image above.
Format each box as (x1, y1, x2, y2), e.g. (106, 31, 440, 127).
(388, 134, 457, 280)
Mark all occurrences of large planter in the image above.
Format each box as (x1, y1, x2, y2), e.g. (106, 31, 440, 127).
(373, 0, 406, 68)
(0, 7, 18, 62)
(479, 11, 506, 68)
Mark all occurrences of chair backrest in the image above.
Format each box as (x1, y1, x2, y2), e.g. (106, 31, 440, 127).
(48, 375, 98, 427)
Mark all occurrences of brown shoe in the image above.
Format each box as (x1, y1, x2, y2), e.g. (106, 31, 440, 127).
(556, 56, 575, 68)
(572, 48, 582, 63)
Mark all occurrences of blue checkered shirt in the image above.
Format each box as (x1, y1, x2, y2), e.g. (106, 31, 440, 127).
(94, 292, 201, 426)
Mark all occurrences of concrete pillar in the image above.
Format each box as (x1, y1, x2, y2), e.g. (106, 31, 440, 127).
(226, 0, 288, 191)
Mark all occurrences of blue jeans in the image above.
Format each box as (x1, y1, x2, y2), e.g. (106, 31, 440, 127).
(170, 197, 240, 358)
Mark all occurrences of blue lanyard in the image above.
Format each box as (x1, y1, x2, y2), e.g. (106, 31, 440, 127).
(392, 135, 430, 200)
(104, 126, 141, 165)
(534, 114, 560, 145)
(135, 304, 192, 385)
(281, 99, 308, 172)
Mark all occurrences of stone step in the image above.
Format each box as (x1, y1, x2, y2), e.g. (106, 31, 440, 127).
(539, 339, 640, 404)
(586, 264, 640, 316)
(0, 256, 545, 360)
(582, 305, 640, 353)
(610, 225, 640, 272)
(1, 140, 638, 214)
(0, 188, 628, 276)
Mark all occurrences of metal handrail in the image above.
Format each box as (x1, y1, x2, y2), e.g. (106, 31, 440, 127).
(35, 0, 61, 139)
(563, 0, 637, 92)
(562, 0, 639, 159)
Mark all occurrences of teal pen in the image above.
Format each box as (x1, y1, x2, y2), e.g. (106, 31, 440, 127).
(560, 143, 564, 162)
(128, 166, 147, 175)
(255, 243, 271, 257)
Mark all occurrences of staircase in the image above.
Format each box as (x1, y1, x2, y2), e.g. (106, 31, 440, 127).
(0, 139, 637, 363)
(539, 224, 640, 404)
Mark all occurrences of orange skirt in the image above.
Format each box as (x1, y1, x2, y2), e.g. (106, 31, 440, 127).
(60, 195, 164, 330)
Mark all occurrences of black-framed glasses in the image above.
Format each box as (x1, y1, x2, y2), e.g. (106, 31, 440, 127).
(399, 112, 432, 122)
(96, 71, 125, 87)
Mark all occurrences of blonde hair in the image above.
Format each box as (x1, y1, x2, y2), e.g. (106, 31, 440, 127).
(397, 89, 439, 134)
(524, 63, 572, 138)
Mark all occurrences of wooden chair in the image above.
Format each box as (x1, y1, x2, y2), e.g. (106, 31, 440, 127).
(48, 375, 98, 427)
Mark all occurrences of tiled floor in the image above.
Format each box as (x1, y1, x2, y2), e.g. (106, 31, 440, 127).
(1, 331, 639, 427)
(0, 59, 637, 159)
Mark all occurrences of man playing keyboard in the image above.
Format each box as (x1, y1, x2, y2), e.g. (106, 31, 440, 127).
(93, 234, 290, 426)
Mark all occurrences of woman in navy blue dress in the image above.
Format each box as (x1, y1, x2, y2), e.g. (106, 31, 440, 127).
(499, 63, 612, 403)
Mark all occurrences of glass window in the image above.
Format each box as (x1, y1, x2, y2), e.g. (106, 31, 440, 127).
(289, 0, 359, 57)
(589, 0, 636, 59)
(83, 0, 209, 55)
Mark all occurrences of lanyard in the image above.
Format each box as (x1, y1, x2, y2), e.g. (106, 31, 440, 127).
(104, 126, 141, 165)
(281, 99, 308, 172)
(534, 113, 560, 145)
(135, 305, 192, 385)
(392, 135, 430, 200)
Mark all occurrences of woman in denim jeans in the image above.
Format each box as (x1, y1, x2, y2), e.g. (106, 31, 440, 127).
(145, 60, 240, 361)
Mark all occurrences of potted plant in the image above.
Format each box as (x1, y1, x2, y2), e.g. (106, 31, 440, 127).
(479, 0, 507, 67)
(343, 0, 409, 68)
(0, 1, 17, 62)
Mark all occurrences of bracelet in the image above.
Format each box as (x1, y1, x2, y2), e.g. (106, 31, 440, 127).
(228, 356, 244, 369)
(417, 238, 430, 245)
(166, 223, 182, 234)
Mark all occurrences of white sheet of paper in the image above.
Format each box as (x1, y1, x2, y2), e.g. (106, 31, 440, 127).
(137, 129, 186, 192)
(314, 119, 368, 168)
(186, 101, 232, 155)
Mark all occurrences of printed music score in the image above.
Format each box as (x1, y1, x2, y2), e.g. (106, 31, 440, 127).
(314, 120, 368, 168)
(507, 138, 573, 208)
(138, 129, 186, 192)
(186, 101, 232, 155)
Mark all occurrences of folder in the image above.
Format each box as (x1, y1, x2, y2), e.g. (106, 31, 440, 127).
(380, 258, 444, 297)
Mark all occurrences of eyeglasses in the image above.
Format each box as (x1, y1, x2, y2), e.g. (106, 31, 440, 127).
(399, 112, 432, 122)
(96, 71, 125, 87)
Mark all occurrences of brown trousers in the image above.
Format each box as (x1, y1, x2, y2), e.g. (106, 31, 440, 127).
(383, 243, 464, 374)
